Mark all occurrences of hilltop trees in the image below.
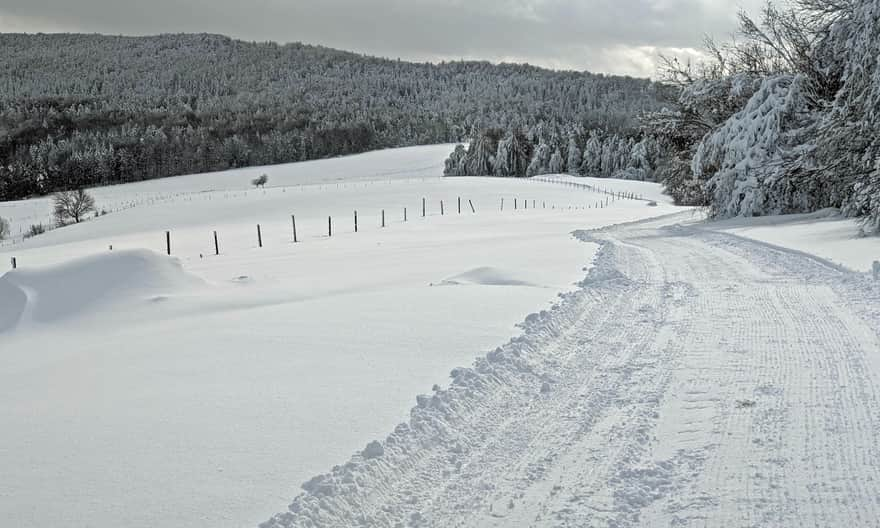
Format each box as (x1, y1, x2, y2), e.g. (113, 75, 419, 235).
(0, 33, 664, 201)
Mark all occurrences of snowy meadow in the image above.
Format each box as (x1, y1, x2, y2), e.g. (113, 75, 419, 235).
(0, 145, 678, 527)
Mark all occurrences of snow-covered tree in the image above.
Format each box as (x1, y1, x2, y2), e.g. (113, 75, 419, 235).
(694, 74, 816, 217)
(549, 148, 565, 174)
(444, 144, 468, 176)
(527, 142, 552, 176)
(494, 131, 532, 177)
(814, 0, 880, 231)
(580, 132, 602, 175)
(566, 137, 581, 175)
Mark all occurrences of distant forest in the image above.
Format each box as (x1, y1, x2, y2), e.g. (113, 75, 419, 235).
(0, 33, 665, 201)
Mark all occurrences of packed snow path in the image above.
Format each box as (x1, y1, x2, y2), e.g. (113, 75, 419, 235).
(262, 212, 880, 527)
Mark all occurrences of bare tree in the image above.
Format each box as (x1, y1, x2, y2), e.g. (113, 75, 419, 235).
(53, 189, 96, 225)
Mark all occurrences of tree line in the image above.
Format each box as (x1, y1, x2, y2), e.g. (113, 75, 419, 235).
(643, 0, 880, 230)
(0, 33, 664, 202)
(446, 0, 880, 232)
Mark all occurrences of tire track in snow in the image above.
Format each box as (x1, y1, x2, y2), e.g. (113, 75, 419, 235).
(260, 214, 880, 528)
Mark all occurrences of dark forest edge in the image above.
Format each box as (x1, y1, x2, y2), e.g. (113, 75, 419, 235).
(0, 33, 663, 202)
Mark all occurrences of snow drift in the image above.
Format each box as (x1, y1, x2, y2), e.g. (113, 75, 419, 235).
(0, 249, 202, 332)
(438, 267, 540, 287)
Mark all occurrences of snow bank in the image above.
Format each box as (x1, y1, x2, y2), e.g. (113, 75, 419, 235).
(259, 238, 628, 527)
(0, 249, 202, 331)
(705, 209, 880, 273)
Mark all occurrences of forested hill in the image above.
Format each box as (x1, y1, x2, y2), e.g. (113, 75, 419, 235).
(0, 33, 665, 200)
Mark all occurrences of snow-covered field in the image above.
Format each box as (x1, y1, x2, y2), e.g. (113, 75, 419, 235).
(3, 145, 880, 528)
(707, 209, 880, 273)
(0, 146, 679, 527)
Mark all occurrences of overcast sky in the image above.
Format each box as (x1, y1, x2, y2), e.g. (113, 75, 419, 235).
(0, 0, 764, 78)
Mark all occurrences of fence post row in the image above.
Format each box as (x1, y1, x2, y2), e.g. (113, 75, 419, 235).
(147, 195, 487, 257)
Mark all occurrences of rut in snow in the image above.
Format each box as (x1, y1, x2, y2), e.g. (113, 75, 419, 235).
(261, 213, 880, 528)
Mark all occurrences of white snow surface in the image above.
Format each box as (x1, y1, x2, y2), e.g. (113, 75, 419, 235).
(0, 146, 679, 528)
(262, 212, 880, 528)
(697, 209, 880, 273)
(3, 147, 879, 528)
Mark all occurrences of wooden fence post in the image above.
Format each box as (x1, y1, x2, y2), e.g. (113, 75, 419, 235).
(214, 231, 219, 255)
(458, 197, 461, 214)
(166, 231, 171, 255)
(514, 198, 517, 210)
(382, 209, 385, 227)
(292, 215, 298, 243)
(257, 224, 263, 247)
(469, 200, 476, 213)
(355, 210, 358, 233)
(328, 216, 332, 237)
(10, 257, 16, 270)
(441, 200, 445, 215)
(404, 207, 407, 222)
(422, 198, 426, 217)
(501, 198, 504, 211)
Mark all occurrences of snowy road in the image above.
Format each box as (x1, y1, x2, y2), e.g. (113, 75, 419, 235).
(263, 212, 880, 527)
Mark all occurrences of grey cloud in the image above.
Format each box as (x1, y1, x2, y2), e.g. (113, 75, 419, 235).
(0, 0, 766, 77)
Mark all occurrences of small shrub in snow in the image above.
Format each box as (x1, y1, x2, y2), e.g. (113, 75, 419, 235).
(24, 224, 46, 239)
(0, 216, 9, 240)
(252, 174, 268, 188)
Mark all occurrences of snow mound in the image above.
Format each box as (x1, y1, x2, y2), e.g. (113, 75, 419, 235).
(438, 266, 539, 287)
(0, 249, 203, 331)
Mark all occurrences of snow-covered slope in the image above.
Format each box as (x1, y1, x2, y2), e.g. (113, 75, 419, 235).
(262, 212, 880, 528)
(5, 145, 876, 528)
(705, 209, 880, 273)
(0, 146, 680, 528)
